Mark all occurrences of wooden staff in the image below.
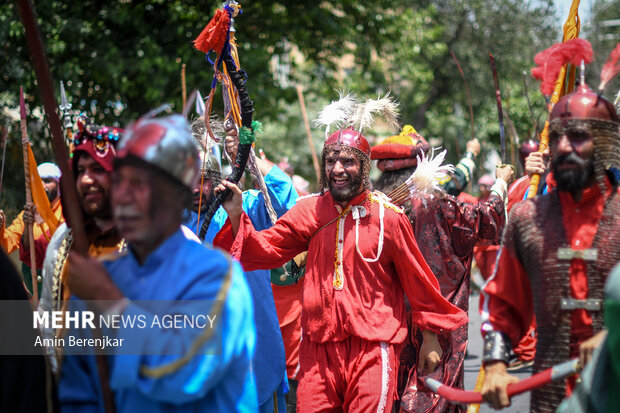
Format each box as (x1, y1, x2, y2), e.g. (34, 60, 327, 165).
(465, 367, 486, 413)
(0, 123, 8, 204)
(296, 84, 321, 183)
(19, 87, 39, 304)
(15, 1, 110, 411)
(181, 63, 187, 110)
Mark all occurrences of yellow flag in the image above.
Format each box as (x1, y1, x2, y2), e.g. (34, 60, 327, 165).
(26, 144, 59, 234)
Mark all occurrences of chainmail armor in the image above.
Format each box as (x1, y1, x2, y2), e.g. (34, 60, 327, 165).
(507, 188, 620, 412)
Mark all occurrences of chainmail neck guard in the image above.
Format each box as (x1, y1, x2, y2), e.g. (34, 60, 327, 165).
(549, 118, 620, 191)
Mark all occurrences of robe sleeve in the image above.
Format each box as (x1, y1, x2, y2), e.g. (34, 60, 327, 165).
(261, 165, 298, 216)
(58, 353, 102, 413)
(109, 261, 256, 404)
(390, 213, 469, 332)
(0, 211, 25, 254)
(456, 193, 505, 246)
(217, 203, 313, 272)
(480, 207, 534, 346)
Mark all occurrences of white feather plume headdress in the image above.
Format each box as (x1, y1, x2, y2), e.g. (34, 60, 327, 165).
(314, 91, 400, 139)
(387, 147, 455, 205)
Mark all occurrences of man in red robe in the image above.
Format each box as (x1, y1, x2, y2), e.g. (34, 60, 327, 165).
(215, 127, 468, 412)
(371, 126, 513, 413)
(481, 82, 620, 411)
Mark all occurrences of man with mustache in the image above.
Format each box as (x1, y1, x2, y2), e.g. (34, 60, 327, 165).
(0, 162, 63, 296)
(59, 113, 257, 412)
(183, 117, 297, 413)
(370, 125, 513, 413)
(215, 126, 468, 412)
(481, 81, 620, 411)
(38, 115, 125, 372)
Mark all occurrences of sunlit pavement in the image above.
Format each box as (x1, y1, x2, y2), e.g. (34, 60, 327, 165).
(465, 293, 532, 412)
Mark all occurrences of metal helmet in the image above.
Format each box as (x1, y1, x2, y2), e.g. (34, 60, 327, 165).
(550, 83, 619, 123)
(199, 150, 221, 175)
(117, 114, 199, 189)
(324, 128, 371, 158)
(320, 128, 372, 192)
(519, 139, 540, 169)
(549, 83, 620, 188)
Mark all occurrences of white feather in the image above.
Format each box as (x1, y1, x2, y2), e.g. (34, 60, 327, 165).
(314, 91, 357, 137)
(352, 93, 400, 133)
(406, 148, 454, 195)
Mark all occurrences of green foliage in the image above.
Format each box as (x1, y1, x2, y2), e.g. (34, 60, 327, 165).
(0, 0, 608, 206)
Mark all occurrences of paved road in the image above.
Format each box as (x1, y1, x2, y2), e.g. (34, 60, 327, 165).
(465, 293, 532, 412)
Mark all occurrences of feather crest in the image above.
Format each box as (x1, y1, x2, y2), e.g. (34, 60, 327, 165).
(352, 93, 400, 133)
(531, 39, 593, 96)
(406, 148, 454, 195)
(314, 91, 357, 138)
(599, 43, 620, 92)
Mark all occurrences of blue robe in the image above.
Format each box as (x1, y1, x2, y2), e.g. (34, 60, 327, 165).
(182, 166, 297, 407)
(59, 230, 258, 412)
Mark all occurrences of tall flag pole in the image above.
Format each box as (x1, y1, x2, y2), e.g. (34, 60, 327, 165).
(527, 0, 581, 198)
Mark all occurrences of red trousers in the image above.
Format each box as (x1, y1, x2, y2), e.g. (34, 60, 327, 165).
(297, 336, 398, 412)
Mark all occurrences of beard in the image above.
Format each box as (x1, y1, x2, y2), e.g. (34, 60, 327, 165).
(328, 171, 363, 203)
(82, 195, 112, 219)
(46, 187, 59, 203)
(552, 153, 595, 192)
(192, 189, 214, 213)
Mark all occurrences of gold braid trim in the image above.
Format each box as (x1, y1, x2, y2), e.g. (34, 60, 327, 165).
(370, 191, 404, 214)
(139, 256, 234, 379)
(52, 231, 73, 311)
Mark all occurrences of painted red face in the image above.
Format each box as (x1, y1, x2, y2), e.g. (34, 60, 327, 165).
(76, 153, 112, 218)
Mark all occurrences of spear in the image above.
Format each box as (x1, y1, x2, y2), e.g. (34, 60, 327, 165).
(0, 123, 8, 204)
(19, 87, 39, 304)
(59, 80, 73, 145)
(489, 53, 507, 164)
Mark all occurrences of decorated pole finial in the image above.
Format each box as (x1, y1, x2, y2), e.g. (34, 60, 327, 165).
(59, 80, 74, 145)
(193, 2, 256, 238)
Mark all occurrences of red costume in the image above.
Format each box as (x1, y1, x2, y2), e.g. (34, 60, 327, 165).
(506, 174, 539, 363)
(398, 193, 505, 413)
(216, 189, 468, 411)
(482, 179, 620, 408)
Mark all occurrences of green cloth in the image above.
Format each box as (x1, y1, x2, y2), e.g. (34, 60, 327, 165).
(605, 300, 620, 413)
(21, 262, 42, 300)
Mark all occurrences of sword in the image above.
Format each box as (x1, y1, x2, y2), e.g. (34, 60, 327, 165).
(425, 358, 580, 405)
(0, 122, 8, 204)
(489, 53, 507, 164)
